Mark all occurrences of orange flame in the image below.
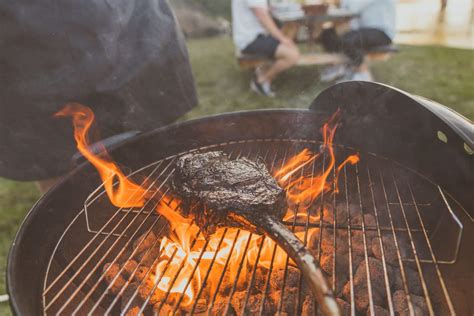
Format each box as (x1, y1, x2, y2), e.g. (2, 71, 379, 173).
(55, 103, 147, 208)
(275, 110, 359, 207)
(153, 197, 261, 307)
(58, 104, 360, 309)
(149, 111, 360, 307)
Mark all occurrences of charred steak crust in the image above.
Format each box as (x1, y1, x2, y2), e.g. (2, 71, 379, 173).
(173, 151, 287, 236)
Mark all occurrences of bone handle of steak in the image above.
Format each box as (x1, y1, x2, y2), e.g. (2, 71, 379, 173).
(250, 214, 340, 316)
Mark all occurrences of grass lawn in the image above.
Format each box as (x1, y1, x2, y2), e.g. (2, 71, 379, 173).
(0, 36, 472, 314)
(185, 36, 474, 120)
(0, 180, 39, 315)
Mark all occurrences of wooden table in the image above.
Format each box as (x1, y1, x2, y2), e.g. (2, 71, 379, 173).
(273, 7, 358, 66)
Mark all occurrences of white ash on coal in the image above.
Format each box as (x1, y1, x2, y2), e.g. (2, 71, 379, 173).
(101, 200, 436, 315)
(392, 290, 428, 315)
(103, 263, 126, 294)
(342, 257, 392, 312)
(231, 291, 275, 315)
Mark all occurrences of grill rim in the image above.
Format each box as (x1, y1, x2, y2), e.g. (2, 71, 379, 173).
(37, 141, 464, 315)
(7, 83, 474, 315)
(6, 108, 328, 316)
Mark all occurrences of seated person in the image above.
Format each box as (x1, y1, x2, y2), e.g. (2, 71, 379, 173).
(232, 0, 300, 97)
(319, 0, 396, 82)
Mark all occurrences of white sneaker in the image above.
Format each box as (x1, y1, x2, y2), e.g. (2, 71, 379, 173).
(350, 70, 374, 81)
(320, 64, 348, 82)
(336, 71, 354, 83)
(250, 79, 276, 97)
(337, 70, 374, 83)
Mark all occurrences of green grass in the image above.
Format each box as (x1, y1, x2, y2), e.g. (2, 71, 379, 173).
(372, 44, 474, 120)
(0, 36, 472, 314)
(0, 180, 39, 315)
(185, 36, 474, 120)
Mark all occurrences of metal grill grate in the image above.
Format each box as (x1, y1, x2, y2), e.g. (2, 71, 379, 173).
(42, 139, 463, 315)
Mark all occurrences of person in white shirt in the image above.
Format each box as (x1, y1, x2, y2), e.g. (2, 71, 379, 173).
(319, 0, 396, 82)
(232, 0, 300, 97)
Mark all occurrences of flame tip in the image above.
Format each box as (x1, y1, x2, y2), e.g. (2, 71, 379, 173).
(61, 107, 359, 307)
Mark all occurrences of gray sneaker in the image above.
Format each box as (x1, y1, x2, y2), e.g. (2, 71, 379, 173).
(250, 79, 276, 97)
(350, 70, 374, 81)
(337, 70, 374, 83)
(320, 64, 348, 82)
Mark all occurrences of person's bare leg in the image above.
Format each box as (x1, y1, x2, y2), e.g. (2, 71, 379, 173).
(257, 43, 300, 84)
(353, 62, 369, 73)
(255, 62, 272, 77)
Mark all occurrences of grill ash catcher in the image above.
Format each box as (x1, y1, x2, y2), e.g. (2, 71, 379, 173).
(7, 82, 473, 315)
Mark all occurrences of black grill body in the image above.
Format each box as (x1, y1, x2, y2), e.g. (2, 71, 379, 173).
(7, 82, 473, 315)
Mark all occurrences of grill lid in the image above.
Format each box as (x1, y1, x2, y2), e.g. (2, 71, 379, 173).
(311, 81, 474, 219)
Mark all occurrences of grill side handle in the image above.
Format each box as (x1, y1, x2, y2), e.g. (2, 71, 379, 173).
(248, 214, 340, 316)
(411, 95, 473, 148)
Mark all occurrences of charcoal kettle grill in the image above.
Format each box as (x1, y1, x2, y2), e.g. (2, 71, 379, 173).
(7, 82, 473, 315)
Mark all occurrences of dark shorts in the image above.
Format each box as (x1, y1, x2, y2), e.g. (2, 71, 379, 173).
(320, 27, 392, 66)
(242, 34, 280, 58)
